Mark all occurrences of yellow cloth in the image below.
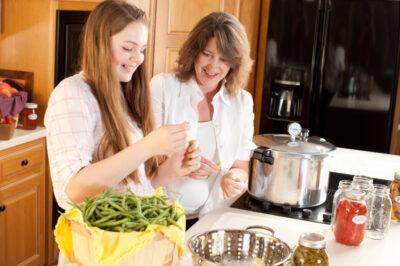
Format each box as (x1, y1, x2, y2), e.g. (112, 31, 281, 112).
(54, 189, 185, 266)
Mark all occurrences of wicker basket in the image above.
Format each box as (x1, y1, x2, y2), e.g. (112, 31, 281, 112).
(0, 119, 16, 140)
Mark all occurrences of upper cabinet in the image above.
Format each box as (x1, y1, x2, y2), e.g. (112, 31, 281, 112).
(0, 0, 261, 126)
(152, 0, 261, 94)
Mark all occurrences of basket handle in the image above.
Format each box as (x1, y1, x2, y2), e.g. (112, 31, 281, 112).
(245, 225, 275, 236)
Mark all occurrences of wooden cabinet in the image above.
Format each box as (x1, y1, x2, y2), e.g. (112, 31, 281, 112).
(0, 139, 46, 266)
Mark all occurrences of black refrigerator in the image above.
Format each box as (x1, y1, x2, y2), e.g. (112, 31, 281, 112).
(259, 0, 400, 153)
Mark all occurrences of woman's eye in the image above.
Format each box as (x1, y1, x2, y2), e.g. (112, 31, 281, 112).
(202, 51, 211, 57)
(123, 47, 132, 52)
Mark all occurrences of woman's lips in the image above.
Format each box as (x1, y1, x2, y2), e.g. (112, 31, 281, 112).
(123, 64, 135, 72)
(202, 68, 219, 79)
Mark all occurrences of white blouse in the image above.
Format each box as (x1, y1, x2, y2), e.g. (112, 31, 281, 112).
(44, 73, 154, 210)
(150, 73, 256, 216)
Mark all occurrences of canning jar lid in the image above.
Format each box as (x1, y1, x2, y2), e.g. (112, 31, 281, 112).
(24, 102, 38, 109)
(254, 134, 336, 155)
(298, 232, 326, 249)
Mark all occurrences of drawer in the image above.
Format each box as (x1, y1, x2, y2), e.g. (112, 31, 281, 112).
(0, 139, 45, 180)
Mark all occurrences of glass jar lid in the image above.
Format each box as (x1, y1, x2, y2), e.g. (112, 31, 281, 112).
(25, 102, 38, 109)
(253, 134, 336, 155)
(298, 232, 326, 249)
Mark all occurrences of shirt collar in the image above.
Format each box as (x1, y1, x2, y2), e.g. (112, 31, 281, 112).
(181, 76, 232, 106)
(215, 83, 232, 106)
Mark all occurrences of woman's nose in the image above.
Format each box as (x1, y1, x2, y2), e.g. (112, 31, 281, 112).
(130, 50, 142, 63)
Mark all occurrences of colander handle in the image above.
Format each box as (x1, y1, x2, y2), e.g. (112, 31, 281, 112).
(245, 225, 275, 236)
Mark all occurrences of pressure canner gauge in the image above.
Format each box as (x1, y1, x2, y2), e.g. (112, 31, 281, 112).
(288, 122, 302, 143)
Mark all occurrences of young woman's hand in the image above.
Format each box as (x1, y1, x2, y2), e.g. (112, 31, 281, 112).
(167, 149, 201, 177)
(188, 156, 219, 179)
(220, 168, 248, 199)
(145, 122, 189, 156)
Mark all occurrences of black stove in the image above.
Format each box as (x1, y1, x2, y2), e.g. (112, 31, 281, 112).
(231, 172, 391, 225)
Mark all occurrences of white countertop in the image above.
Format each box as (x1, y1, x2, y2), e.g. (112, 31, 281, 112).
(183, 147, 400, 265)
(328, 147, 400, 181)
(184, 207, 399, 266)
(0, 127, 46, 150)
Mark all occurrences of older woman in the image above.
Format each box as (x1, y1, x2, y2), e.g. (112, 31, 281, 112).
(150, 12, 256, 226)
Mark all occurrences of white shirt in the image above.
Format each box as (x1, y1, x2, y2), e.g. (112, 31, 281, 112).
(44, 73, 154, 210)
(167, 121, 219, 217)
(150, 73, 256, 216)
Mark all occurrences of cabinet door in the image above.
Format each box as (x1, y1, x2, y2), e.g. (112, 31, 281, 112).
(152, 0, 260, 95)
(0, 139, 45, 266)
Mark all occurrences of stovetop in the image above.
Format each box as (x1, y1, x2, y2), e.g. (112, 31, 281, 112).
(231, 172, 391, 225)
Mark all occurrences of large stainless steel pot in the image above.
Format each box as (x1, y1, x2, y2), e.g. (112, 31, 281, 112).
(249, 124, 336, 208)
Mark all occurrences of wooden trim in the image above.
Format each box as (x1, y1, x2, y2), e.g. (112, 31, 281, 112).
(238, 0, 262, 97)
(390, 73, 400, 154)
(57, 1, 99, 11)
(0, 0, 3, 33)
(0, 69, 34, 101)
(253, 0, 270, 135)
(146, 0, 157, 79)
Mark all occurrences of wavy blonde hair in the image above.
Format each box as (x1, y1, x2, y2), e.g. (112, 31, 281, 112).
(176, 12, 253, 94)
(81, 0, 159, 182)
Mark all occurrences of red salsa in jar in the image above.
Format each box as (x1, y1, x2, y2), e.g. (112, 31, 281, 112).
(334, 189, 367, 246)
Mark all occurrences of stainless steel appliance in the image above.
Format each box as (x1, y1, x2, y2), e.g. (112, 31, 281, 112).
(259, 0, 400, 153)
(269, 67, 303, 119)
(249, 123, 336, 208)
(233, 173, 391, 225)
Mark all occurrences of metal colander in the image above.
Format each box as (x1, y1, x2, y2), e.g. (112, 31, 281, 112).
(188, 226, 291, 266)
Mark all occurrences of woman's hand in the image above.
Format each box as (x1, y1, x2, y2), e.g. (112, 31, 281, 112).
(152, 141, 201, 188)
(220, 168, 248, 199)
(145, 122, 189, 156)
(188, 156, 219, 179)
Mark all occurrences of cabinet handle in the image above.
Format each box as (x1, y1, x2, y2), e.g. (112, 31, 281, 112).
(0, 203, 5, 213)
(21, 159, 29, 167)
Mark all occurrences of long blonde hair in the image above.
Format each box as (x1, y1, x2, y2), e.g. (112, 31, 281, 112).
(81, 0, 158, 182)
(176, 12, 253, 95)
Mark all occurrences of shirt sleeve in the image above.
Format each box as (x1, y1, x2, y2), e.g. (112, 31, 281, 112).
(44, 79, 97, 210)
(236, 91, 257, 161)
(150, 74, 166, 128)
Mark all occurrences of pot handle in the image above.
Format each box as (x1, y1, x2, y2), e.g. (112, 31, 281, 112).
(252, 147, 274, 165)
(245, 225, 275, 236)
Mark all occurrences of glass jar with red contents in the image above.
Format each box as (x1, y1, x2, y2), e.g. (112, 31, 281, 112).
(334, 188, 368, 246)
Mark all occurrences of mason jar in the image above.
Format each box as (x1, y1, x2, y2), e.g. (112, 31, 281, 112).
(352, 175, 374, 229)
(366, 184, 392, 240)
(331, 180, 352, 230)
(390, 171, 400, 222)
(334, 188, 367, 246)
(293, 232, 329, 266)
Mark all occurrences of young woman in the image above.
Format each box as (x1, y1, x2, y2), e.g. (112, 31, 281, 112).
(45, 0, 200, 212)
(150, 12, 256, 225)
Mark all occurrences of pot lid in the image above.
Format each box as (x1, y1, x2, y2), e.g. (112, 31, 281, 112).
(253, 134, 336, 155)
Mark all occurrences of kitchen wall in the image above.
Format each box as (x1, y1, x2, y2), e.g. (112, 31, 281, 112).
(1, 0, 398, 154)
(0, 0, 57, 126)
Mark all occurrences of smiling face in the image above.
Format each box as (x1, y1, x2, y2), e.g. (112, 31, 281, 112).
(194, 37, 231, 92)
(111, 21, 148, 82)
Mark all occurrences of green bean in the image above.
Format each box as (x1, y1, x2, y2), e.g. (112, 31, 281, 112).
(71, 189, 182, 232)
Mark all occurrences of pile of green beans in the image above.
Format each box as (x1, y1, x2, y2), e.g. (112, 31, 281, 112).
(72, 190, 183, 232)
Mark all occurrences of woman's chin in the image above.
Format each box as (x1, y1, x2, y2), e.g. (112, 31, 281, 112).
(118, 74, 133, 82)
